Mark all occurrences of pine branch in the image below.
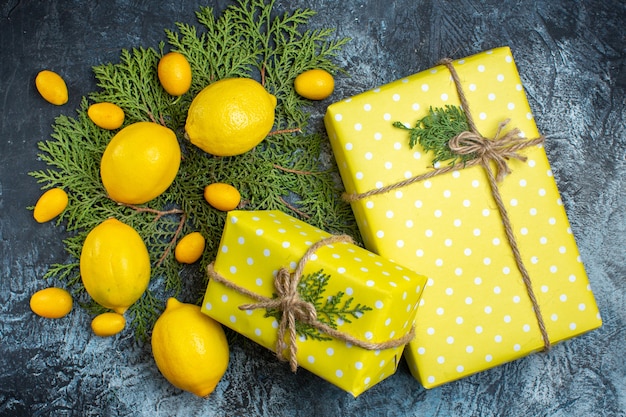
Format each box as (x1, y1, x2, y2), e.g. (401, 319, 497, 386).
(29, 0, 357, 340)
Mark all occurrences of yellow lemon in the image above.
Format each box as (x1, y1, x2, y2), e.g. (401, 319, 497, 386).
(294, 69, 334, 100)
(91, 312, 126, 337)
(80, 218, 151, 314)
(87, 102, 125, 130)
(151, 298, 229, 397)
(203, 183, 241, 211)
(158, 52, 192, 96)
(185, 78, 276, 156)
(30, 287, 73, 319)
(100, 121, 181, 204)
(174, 232, 206, 264)
(33, 187, 68, 223)
(35, 70, 68, 105)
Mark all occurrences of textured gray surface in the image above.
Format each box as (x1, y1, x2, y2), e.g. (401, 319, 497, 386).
(1, 0, 625, 416)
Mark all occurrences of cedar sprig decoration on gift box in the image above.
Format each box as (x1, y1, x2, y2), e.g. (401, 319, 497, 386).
(393, 105, 476, 166)
(264, 269, 373, 342)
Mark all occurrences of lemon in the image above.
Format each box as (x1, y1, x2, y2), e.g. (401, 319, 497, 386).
(87, 102, 125, 130)
(80, 218, 151, 314)
(35, 70, 68, 105)
(185, 78, 276, 156)
(100, 121, 181, 204)
(33, 187, 68, 223)
(151, 298, 229, 397)
(158, 52, 192, 96)
(175, 232, 206, 264)
(30, 287, 73, 319)
(203, 183, 241, 211)
(294, 69, 334, 100)
(91, 312, 126, 337)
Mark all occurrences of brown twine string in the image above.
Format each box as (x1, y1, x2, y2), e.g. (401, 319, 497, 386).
(343, 57, 551, 351)
(207, 234, 417, 372)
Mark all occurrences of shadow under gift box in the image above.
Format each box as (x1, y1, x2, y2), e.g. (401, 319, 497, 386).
(201, 210, 428, 397)
(324, 46, 602, 389)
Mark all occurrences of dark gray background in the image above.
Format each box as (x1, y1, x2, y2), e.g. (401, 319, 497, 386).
(1, 1, 624, 416)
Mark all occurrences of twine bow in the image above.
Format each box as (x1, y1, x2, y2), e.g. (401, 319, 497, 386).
(343, 56, 551, 351)
(207, 234, 416, 372)
(437, 57, 546, 184)
(449, 119, 541, 182)
(240, 262, 322, 369)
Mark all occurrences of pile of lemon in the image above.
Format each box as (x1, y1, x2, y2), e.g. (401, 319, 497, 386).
(32, 51, 335, 397)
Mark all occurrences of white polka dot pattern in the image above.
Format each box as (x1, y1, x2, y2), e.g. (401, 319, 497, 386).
(324, 47, 602, 389)
(201, 210, 427, 397)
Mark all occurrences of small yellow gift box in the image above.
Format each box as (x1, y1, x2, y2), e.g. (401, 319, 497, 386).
(324, 47, 602, 388)
(201, 210, 427, 396)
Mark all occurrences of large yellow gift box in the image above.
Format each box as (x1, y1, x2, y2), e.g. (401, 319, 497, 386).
(201, 210, 427, 396)
(324, 47, 602, 388)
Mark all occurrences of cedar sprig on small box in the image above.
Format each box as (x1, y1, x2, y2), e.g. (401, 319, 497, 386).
(264, 269, 373, 342)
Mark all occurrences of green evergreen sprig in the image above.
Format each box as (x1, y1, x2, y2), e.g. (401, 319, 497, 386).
(393, 105, 475, 166)
(29, 0, 357, 341)
(265, 269, 373, 342)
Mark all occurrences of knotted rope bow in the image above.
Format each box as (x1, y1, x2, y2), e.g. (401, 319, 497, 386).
(207, 234, 416, 372)
(343, 57, 551, 351)
(448, 119, 543, 182)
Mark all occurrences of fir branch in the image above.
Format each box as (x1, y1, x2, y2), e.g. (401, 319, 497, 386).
(127, 290, 164, 341)
(43, 260, 81, 288)
(394, 105, 475, 166)
(91, 48, 164, 124)
(29, 0, 358, 339)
